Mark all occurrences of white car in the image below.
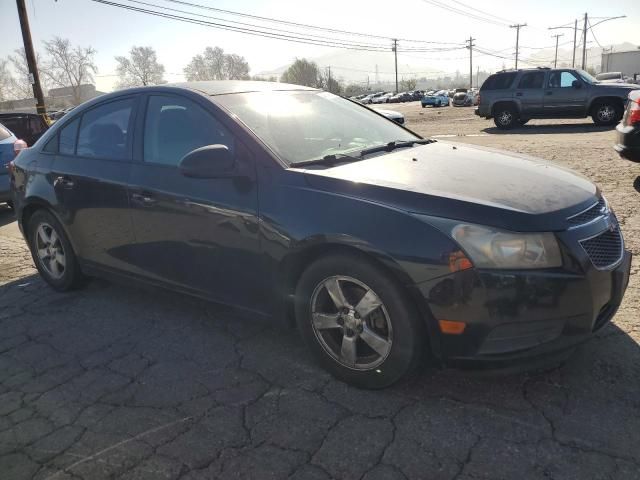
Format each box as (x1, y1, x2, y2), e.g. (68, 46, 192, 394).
(371, 92, 393, 104)
(376, 108, 405, 124)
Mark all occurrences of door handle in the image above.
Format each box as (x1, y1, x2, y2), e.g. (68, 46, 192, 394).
(515, 92, 523, 97)
(131, 192, 157, 207)
(53, 176, 75, 189)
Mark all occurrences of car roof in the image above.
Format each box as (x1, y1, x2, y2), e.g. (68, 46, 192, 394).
(168, 80, 318, 96)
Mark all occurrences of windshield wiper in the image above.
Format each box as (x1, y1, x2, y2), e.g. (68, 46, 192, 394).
(290, 152, 361, 168)
(359, 138, 435, 157)
(290, 139, 435, 168)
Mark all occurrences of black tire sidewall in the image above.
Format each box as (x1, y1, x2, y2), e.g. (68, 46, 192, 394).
(28, 210, 83, 291)
(295, 254, 424, 389)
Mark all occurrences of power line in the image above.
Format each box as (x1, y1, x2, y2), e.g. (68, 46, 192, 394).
(158, 0, 465, 45)
(419, 0, 510, 27)
(449, 0, 514, 24)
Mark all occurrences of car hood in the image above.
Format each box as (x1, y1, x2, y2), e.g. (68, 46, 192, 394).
(595, 82, 640, 89)
(296, 142, 597, 232)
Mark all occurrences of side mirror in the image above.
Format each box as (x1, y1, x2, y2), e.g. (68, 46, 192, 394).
(572, 80, 582, 89)
(179, 144, 235, 179)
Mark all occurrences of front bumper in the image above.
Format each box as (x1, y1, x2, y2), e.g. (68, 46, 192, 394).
(416, 226, 632, 370)
(614, 122, 640, 162)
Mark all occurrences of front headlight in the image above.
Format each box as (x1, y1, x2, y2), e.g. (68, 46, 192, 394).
(451, 224, 562, 269)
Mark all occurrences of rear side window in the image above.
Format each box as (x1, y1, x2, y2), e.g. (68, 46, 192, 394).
(481, 72, 517, 90)
(143, 95, 234, 166)
(29, 116, 47, 135)
(59, 118, 80, 155)
(77, 98, 135, 160)
(0, 124, 12, 141)
(517, 72, 545, 89)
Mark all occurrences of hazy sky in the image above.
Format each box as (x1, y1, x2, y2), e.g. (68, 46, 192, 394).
(1, 0, 639, 91)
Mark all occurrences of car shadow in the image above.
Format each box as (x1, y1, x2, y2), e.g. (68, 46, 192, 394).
(0, 205, 16, 228)
(483, 123, 615, 135)
(634, 176, 640, 193)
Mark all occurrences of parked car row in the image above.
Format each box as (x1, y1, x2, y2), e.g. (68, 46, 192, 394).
(351, 90, 425, 105)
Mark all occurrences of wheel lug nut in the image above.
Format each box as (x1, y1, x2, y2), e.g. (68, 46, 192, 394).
(354, 312, 360, 319)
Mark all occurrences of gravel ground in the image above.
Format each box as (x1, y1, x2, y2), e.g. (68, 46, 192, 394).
(0, 103, 639, 480)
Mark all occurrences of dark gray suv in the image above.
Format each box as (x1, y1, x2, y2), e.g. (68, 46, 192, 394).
(475, 67, 640, 129)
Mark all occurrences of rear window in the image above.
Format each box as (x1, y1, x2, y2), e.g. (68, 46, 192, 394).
(0, 118, 25, 138)
(0, 124, 12, 141)
(481, 72, 517, 90)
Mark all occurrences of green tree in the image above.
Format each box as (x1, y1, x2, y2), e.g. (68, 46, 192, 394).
(280, 58, 323, 88)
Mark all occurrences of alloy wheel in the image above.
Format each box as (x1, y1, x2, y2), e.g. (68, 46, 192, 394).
(498, 110, 513, 126)
(35, 223, 66, 279)
(310, 276, 393, 370)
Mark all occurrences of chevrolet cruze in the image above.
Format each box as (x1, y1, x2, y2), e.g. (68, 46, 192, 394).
(9, 81, 631, 388)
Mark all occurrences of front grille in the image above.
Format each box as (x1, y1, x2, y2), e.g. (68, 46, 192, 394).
(580, 227, 623, 269)
(567, 197, 607, 227)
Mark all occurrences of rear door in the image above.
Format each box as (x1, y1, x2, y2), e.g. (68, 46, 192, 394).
(514, 70, 546, 117)
(49, 96, 140, 271)
(543, 70, 588, 116)
(0, 124, 16, 200)
(127, 93, 261, 309)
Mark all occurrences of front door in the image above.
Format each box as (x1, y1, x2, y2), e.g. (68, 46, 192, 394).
(514, 70, 546, 117)
(50, 96, 139, 271)
(127, 93, 261, 310)
(543, 70, 588, 117)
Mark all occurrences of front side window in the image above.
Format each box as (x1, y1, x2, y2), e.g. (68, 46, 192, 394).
(518, 72, 545, 89)
(59, 118, 80, 155)
(548, 71, 580, 88)
(143, 95, 234, 166)
(76, 98, 135, 160)
(215, 90, 419, 165)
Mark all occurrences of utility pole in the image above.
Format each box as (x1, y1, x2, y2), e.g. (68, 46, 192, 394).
(465, 36, 475, 90)
(392, 39, 398, 93)
(581, 13, 588, 69)
(326, 66, 331, 93)
(15, 0, 47, 120)
(572, 19, 577, 67)
(552, 33, 564, 68)
(510, 23, 527, 69)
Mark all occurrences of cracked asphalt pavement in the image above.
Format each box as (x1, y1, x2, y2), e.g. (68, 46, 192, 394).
(1, 106, 640, 479)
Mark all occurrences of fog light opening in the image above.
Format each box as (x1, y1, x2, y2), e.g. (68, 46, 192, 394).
(438, 319, 466, 335)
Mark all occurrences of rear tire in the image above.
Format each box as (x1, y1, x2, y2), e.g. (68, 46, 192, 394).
(28, 210, 86, 292)
(591, 100, 622, 126)
(295, 253, 424, 389)
(493, 105, 517, 129)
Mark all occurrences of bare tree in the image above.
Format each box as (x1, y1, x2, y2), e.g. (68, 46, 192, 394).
(42, 37, 97, 105)
(6, 48, 51, 100)
(400, 78, 417, 91)
(0, 59, 12, 101)
(115, 46, 166, 88)
(183, 47, 250, 81)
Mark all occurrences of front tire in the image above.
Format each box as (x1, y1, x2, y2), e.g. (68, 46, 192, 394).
(295, 253, 424, 389)
(592, 101, 622, 126)
(28, 210, 86, 291)
(493, 105, 517, 129)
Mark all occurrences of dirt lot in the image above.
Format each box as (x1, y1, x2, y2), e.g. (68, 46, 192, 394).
(1, 103, 639, 480)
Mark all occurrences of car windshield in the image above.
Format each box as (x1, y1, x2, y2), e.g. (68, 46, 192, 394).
(576, 70, 597, 84)
(215, 90, 419, 165)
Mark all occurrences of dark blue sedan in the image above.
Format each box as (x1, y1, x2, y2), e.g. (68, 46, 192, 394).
(9, 81, 631, 388)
